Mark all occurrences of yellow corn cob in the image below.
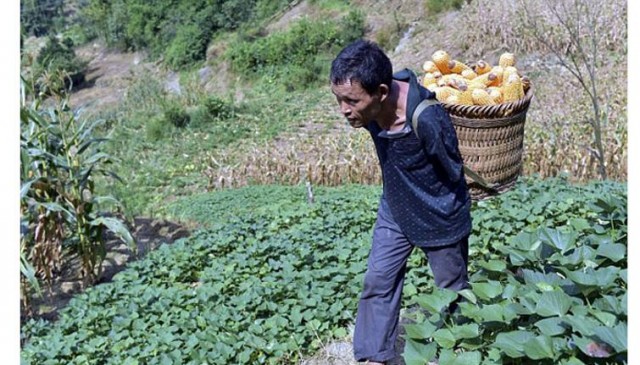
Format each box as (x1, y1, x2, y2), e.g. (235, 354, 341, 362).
(499, 52, 516, 68)
(433, 86, 460, 102)
(490, 66, 505, 86)
(447, 59, 472, 74)
(441, 73, 466, 86)
(487, 86, 503, 103)
(458, 88, 474, 105)
(502, 73, 524, 102)
(461, 69, 478, 80)
(432, 50, 451, 74)
(469, 72, 498, 88)
(503, 66, 519, 81)
(422, 72, 437, 87)
(445, 95, 459, 104)
(475, 60, 492, 75)
(422, 60, 439, 73)
(471, 88, 496, 105)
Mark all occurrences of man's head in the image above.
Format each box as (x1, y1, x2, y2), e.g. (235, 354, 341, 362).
(330, 40, 393, 128)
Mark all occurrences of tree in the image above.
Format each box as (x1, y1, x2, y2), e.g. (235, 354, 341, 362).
(21, 0, 65, 37)
(519, 0, 625, 180)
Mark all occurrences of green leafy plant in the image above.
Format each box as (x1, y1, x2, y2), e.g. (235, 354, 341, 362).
(21, 185, 379, 364)
(402, 176, 627, 365)
(424, 0, 466, 15)
(20, 75, 135, 307)
(31, 35, 88, 94)
(226, 11, 364, 90)
(21, 178, 626, 364)
(163, 104, 191, 128)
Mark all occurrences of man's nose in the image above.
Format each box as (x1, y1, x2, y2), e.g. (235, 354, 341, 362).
(339, 102, 351, 116)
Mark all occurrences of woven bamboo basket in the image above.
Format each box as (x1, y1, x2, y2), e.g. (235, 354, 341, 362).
(442, 81, 534, 200)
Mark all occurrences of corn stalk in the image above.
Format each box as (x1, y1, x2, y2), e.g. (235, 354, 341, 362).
(20, 72, 136, 304)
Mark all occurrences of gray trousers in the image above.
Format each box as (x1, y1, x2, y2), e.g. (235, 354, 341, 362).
(353, 205, 469, 363)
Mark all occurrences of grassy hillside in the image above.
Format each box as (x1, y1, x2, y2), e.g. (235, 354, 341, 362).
(19, 1, 628, 363)
(20, 0, 628, 216)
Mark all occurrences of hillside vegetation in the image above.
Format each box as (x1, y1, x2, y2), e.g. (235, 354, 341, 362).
(20, 0, 627, 364)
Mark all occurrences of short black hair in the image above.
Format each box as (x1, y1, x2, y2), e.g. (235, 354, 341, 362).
(330, 39, 393, 95)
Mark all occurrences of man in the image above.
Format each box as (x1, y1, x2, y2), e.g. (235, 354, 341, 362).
(330, 40, 472, 364)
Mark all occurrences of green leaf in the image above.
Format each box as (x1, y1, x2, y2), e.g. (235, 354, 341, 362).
(477, 260, 506, 272)
(595, 243, 626, 262)
(508, 231, 540, 251)
(333, 327, 347, 338)
(122, 358, 139, 365)
(535, 290, 572, 317)
(539, 227, 578, 253)
(477, 304, 508, 323)
(471, 281, 503, 300)
(457, 289, 477, 305)
(451, 323, 479, 340)
(90, 216, 136, 251)
(433, 328, 456, 348)
(589, 309, 617, 327)
(415, 288, 458, 314)
(593, 295, 625, 315)
(439, 350, 481, 365)
(403, 340, 437, 365)
(523, 335, 556, 360)
(20, 180, 36, 199)
(492, 330, 536, 358)
(569, 218, 592, 232)
(572, 335, 614, 358)
(534, 317, 566, 336)
(404, 322, 438, 340)
(559, 356, 587, 365)
(593, 323, 627, 353)
(562, 267, 619, 289)
(563, 315, 600, 337)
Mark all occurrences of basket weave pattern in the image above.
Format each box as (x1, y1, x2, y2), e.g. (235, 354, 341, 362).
(443, 83, 534, 200)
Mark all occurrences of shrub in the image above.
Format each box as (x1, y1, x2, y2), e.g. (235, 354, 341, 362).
(425, 0, 467, 15)
(32, 35, 88, 93)
(189, 96, 235, 128)
(145, 114, 169, 141)
(164, 25, 210, 69)
(202, 95, 235, 121)
(21, 0, 65, 37)
(226, 10, 365, 90)
(163, 104, 190, 128)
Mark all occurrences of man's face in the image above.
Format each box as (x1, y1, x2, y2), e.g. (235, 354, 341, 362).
(331, 80, 383, 128)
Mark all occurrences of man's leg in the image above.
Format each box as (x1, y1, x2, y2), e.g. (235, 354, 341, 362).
(420, 236, 470, 312)
(353, 209, 414, 363)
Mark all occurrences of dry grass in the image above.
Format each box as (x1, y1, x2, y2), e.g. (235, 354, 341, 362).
(198, 0, 626, 189)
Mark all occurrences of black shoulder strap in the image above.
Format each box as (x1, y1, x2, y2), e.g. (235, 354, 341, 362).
(411, 98, 439, 139)
(410, 99, 496, 191)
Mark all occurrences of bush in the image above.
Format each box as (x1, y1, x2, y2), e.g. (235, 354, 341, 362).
(202, 95, 235, 121)
(164, 25, 210, 69)
(21, 0, 65, 37)
(32, 35, 88, 93)
(163, 104, 190, 128)
(425, 0, 466, 15)
(226, 10, 365, 90)
(145, 114, 169, 141)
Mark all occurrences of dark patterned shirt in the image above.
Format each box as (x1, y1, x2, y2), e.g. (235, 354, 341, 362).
(365, 69, 472, 247)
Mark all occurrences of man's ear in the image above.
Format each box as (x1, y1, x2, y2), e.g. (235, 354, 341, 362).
(377, 84, 390, 103)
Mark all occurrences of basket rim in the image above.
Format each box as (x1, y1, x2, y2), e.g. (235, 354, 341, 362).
(442, 80, 534, 119)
